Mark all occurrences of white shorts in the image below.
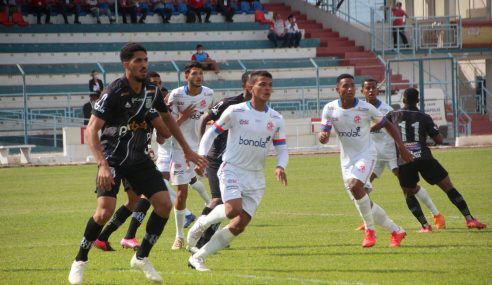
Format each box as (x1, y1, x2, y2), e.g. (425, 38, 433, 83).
(218, 162, 265, 217)
(373, 158, 398, 178)
(156, 140, 172, 173)
(170, 149, 196, 185)
(341, 155, 376, 200)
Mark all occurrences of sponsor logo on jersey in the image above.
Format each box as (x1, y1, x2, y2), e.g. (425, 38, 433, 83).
(177, 101, 185, 106)
(118, 121, 149, 136)
(358, 107, 369, 111)
(233, 108, 245, 113)
(238, 136, 271, 148)
(145, 97, 152, 108)
(124, 102, 132, 108)
(354, 115, 361, 124)
(94, 93, 108, 113)
(267, 121, 273, 130)
(227, 179, 237, 184)
(191, 110, 204, 120)
(239, 119, 249, 125)
(337, 127, 361, 137)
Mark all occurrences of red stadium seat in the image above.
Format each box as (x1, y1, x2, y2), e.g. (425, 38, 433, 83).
(0, 10, 14, 26)
(12, 12, 29, 27)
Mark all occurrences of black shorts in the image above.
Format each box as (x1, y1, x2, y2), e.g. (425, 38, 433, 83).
(398, 159, 448, 188)
(207, 165, 221, 199)
(96, 159, 167, 199)
(122, 178, 132, 192)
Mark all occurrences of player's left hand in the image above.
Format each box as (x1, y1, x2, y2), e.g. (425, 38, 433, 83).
(275, 166, 288, 186)
(185, 151, 208, 170)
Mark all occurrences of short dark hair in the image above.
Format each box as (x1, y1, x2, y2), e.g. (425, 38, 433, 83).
(120, 42, 147, 62)
(403, 88, 420, 105)
(287, 14, 294, 20)
(184, 62, 203, 74)
(147, 71, 160, 79)
(196, 44, 203, 50)
(241, 71, 251, 84)
(248, 70, 272, 85)
(336, 73, 354, 84)
(362, 78, 378, 86)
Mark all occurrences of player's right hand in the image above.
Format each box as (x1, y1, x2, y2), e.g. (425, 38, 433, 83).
(185, 151, 208, 170)
(318, 131, 330, 144)
(179, 105, 196, 120)
(97, 163, 115, 191)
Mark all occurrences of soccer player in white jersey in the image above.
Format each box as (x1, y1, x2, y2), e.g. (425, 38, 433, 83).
(187, 70, 289, 271)
(319, 73, 413, 248)
(360, 79, 445, 233)
(167, 63, 213, 250)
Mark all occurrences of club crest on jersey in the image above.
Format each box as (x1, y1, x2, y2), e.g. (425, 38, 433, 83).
(267, 121, 274, 130)
(358, 163, 366, 173)
(200, 99, 207, 108)
(124, 102, 132, 108)
(239, 119, 249, 125)
(354, 115, 361, 124)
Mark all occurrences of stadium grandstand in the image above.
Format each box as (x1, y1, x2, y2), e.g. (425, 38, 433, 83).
(0, 0, 491, 164)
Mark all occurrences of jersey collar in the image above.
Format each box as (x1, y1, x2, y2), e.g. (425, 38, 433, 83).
(184, 85, 202, 96)
(246, 101, 269, 113)
(338, 97, 359, 108)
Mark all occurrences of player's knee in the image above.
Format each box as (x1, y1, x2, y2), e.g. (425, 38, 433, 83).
(225, 207, 241, 219)
(228, 224, 246, 235)
(94, 208, 114, 224)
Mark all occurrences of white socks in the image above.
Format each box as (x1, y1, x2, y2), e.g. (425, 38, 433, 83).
(190, 180, 211, 204)
(174, 208, 185, 238)
(354, 194, 376, 230)
(371, 202, 402, 233)
(194, 226, 235, 260)
(165, 179, 192, 216)
(199, 204, 227, 228)
(415, 186, 440, 216)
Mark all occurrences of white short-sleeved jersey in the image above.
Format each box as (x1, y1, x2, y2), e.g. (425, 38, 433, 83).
(209, 101, 287, 171)
(321, 98, 385, 165)
(369, 100, 397, 161)
(168, 85, 214, 151)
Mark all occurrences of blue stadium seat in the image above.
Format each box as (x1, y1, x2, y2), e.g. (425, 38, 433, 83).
(251, 1, 264, 12)
(176, 2, 188, 14)
(240, 1, 254, 14)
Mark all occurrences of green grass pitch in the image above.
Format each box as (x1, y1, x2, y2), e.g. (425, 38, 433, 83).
(0, 147, 491, 285)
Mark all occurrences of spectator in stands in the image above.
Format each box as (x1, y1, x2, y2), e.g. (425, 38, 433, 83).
(285, 14, 301, 48)
(54, 0, 82, 24)
(191, 44, 225, 80)
(187, 0, 211, 23)
(118, 0, 137, 23)
(89, 70, 104, 98)
(267, 12, 286, 48)
(215, 0, 234, 23)
(83, 93, 99, 125)
(151, 0, 173, 23)
(137, 0, 149, 23)
(87, 0, 115, 24)
(30, 0, 52, 24)
(390, 2, 409, 48)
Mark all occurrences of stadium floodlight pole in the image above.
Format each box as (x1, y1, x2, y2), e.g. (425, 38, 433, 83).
(309, 58, 320, 117)
(17, 63, 28, 144)
(171, 60, 181, 87)
(96, 62, 106, 85)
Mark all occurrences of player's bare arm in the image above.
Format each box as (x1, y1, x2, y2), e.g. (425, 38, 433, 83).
(383, 121, 414, 163)
(318, 131, 330, 144)
(159, 111, 208, 170)
(86, 115, 114, 191)
(431, 133, 444, 145)
(275, 166, 288, 186)
(151, 116, 171, 139)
